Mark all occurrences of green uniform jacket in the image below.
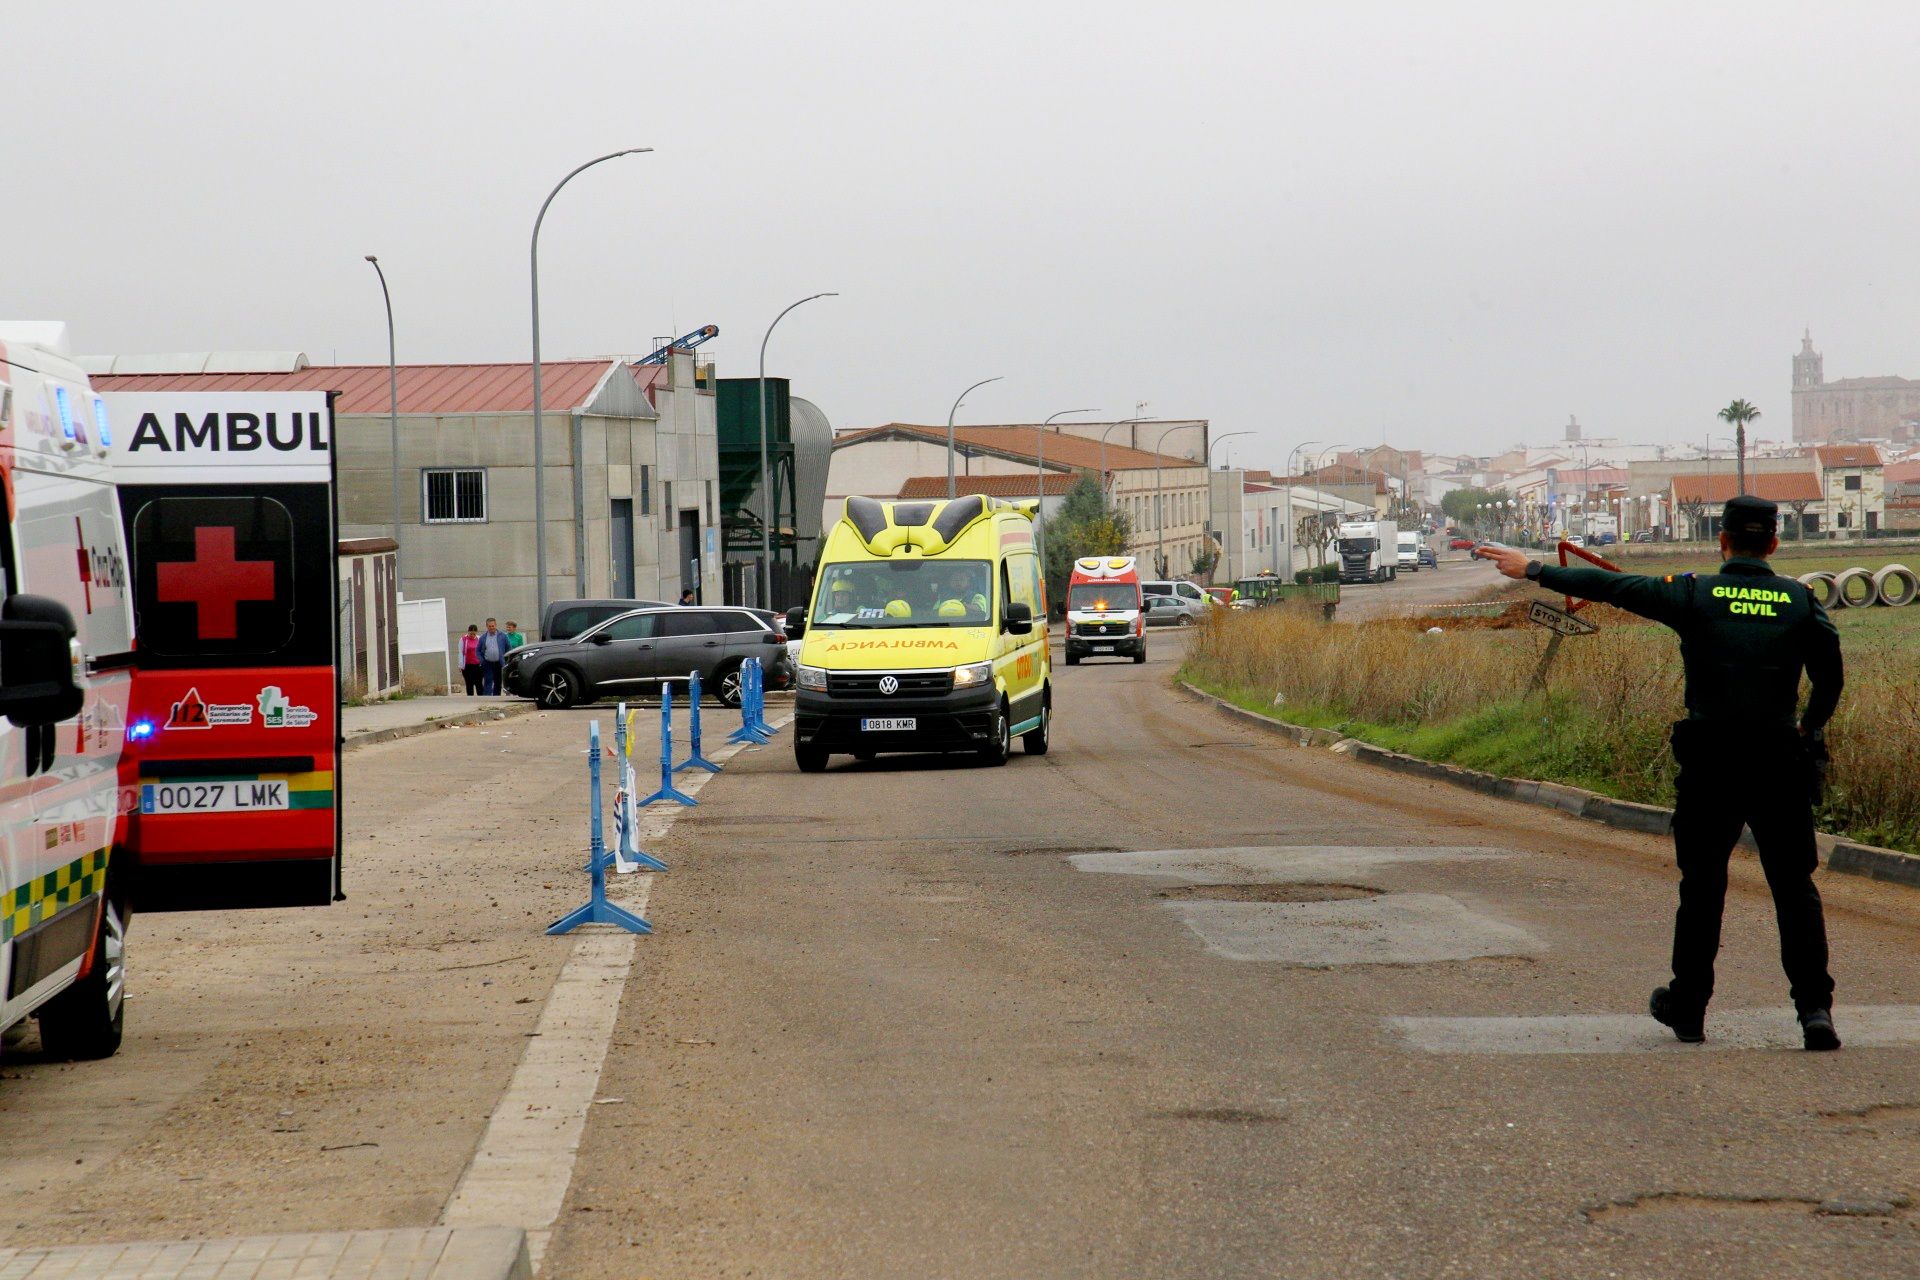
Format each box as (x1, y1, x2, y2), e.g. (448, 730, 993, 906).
(1536, 557, 1843, 731)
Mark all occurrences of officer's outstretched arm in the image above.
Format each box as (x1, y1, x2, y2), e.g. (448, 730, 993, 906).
(1535, 564, 1693, 627)
(1800, 600, 1844, 732)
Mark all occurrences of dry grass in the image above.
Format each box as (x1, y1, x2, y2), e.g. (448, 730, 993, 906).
(1183, 606, 1920, 853)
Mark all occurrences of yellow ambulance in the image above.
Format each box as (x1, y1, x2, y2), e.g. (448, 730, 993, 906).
(784, 495, 1050, 771)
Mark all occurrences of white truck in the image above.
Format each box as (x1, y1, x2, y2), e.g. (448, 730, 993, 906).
(1396, 530, 1422, 573)
(1, 326, 135, 1059)
(1336, 519, 1398, 584)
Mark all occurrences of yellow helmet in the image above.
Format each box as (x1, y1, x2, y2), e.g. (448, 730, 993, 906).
(937, 598, 967, 618)
(884, 598, 913, 618)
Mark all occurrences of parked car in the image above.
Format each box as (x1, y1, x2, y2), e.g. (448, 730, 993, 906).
(1448, 537, 1476, 550)
(1143, 595, 1203, 627)
(1630, 529, 1654, 543)
(541, 597, 669, 641)
(1417, 546, 1438, 568)
(1564, 533, 1586, 548)
(506, 605, 791, 709)
(1593, 532, 1618, 546)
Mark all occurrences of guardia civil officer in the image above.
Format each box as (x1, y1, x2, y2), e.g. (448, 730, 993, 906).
(1476, 496, 1844, 1050)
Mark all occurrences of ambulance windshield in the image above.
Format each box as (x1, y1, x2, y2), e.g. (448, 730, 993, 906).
(1068, 584, 1137, 612)
(812, 560, 993, 628)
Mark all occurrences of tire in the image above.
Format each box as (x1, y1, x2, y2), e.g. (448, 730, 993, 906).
(37, 893, 127, 1061)
(715, 660, 745, 709)
(1065, 651, 1080, 666)
(534, 666, 580, 710)
(795, 742, 829, 773)
(1178, 614, 1194, 628)
(976, 702, 1011, 766)
(1133, 645, 1147, 664)
(1022, 696, 1051, 755)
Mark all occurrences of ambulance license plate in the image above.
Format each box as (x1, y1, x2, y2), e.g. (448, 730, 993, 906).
(142, 781, 289, 814)
(860, 718, 916, 732)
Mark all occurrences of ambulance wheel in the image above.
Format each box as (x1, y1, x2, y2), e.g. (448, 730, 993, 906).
(795, 742, 829, 773)
(37, 893, 126, 1061)
(976, 702, 1011, 767)
(535, 667, 580, 710)
(1133, 645, 1147, 664)
(1022, 696, 1051, 756)
(1065, 651, 1080, 666)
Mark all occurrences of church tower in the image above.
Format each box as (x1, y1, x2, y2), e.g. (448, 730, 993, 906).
(1794, 328, 1823, 389)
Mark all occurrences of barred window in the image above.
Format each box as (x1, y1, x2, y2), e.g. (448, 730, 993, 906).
(423, 468, 487, 523)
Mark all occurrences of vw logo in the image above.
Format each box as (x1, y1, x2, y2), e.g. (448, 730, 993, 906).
(877, 675, 900, 696)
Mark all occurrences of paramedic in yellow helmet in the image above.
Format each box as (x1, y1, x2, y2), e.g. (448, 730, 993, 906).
(826, 578, 857, 617)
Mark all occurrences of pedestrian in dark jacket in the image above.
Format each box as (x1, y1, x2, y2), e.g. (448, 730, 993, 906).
(1478, 495, 1844, 1050)
(477, 618, 511, 695)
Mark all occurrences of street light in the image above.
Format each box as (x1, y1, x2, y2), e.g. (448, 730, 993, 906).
(363, 255, 402, 595)
(1208, 431, 1253, 468)
(946, 377, 1004, 498)
(1036, 409, 1099, 570)
(1281, 439, 1322, 578)
(757, 292, 838, 609)
(530, 146, 651, 624)
(1097, 413, 1157, 489)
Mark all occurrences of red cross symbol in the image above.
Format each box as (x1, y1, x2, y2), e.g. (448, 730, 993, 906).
(156, 526, 275, 640)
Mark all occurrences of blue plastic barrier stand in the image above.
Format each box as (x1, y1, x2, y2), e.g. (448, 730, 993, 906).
(546, 720, 652, 936)
(754, 655, 779, 735)
(728, 657, 772, 745)
(640, 682, 699, 807)
(608, 702, 668, 872)
(674, 670, 722, 774)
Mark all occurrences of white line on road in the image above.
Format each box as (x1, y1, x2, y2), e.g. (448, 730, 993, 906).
(440, 713, 786, 1275)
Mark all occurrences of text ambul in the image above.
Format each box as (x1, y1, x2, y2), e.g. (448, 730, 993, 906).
(129, 411, 329, 454)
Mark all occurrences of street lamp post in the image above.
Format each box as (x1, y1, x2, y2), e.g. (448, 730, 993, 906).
(1206, 431, 1252, 581)
(1281, 439, 1322, 579)
(757, 292, 838, 609)
(946, 377, 1004, 498)
(363, 256, 402, 595)
(530, 146, 650, 626)
(1036, 409, 1098, 571)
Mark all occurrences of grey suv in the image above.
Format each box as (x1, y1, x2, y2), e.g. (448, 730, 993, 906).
(504, 606, 791, 709)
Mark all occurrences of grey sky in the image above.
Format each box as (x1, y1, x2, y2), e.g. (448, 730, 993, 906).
(9, 2, 1920, 463)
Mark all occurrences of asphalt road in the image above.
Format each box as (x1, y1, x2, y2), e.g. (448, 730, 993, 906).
(548, 635, 1920, 1280)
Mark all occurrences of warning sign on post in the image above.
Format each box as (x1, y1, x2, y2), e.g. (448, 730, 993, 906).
(1527, 600, 1599, 637)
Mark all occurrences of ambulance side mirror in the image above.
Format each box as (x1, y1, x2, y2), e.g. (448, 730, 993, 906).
(784, 607, 807, 639)
(0, 594, 85, 727)
(1004, 602, 1033, 636)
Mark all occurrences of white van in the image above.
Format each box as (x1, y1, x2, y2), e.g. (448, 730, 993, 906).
(1396, 531, 1421, 572)
(0, 329, 135, 1059)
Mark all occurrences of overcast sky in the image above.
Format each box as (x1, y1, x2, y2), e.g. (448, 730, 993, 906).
(9, 2, 1919, 464)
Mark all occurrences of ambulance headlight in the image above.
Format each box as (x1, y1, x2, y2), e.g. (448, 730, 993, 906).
(951, 661, 993, 689)
(797, 665, 828, 692)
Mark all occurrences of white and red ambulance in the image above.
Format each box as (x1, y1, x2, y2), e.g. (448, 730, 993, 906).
(0, 329, 136, 1058)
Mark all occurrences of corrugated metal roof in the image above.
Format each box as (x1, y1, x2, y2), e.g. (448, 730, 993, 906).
(896, 474, 1078, 499)
(836, 423, 1198, 472)
(90, 359, 629, 415)
(1670, 470, 1822, 503)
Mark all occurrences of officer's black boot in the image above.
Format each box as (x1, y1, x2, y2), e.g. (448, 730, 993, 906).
(1650, 985, 1705, 1043)
(1800, 1008, 1841, 1052)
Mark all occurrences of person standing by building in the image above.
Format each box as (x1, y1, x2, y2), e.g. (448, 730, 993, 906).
(460, 625, 483, 696)
(679, 588, 697, 606)
(505, 620, 526, 651)
(476, 618, 511, 696)
(1476, 495, 1844, 1050)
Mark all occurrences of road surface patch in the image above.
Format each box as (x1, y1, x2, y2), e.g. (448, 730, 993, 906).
(1390, 1005, 1920, 1054)
(1155, 882, 1379, 903)
(1068, 845, 1517, 883)
(1162, 893, 1543, 966)
(0, 1226, 530, 1279)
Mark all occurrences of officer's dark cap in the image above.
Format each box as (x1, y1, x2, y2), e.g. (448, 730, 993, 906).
(1722, 494, 1778, 535)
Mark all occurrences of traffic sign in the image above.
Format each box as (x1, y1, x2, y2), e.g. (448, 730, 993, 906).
(1527, 600, 1598, 637)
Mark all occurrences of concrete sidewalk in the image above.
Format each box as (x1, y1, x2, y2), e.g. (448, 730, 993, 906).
(343, 695, 532, 749)
(0, 1227, 529, 1279)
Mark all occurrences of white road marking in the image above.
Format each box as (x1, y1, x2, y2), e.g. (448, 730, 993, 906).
(1390, 1005, 1920, 1054)
(1069, 845, 1516, 883)
(1164, 893, 1544, 966)
(441, 711, 785, 1275)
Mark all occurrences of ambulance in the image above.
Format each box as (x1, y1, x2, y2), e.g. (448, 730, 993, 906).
(1064, 556, 1145, 665)
(0, 332, 136, 1059)
(784, 495, 1050, 771)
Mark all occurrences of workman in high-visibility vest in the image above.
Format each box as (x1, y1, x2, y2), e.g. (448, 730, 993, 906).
(1477, 495, 1844, 1050)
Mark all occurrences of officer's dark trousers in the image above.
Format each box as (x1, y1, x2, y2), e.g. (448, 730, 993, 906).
(1668, 721, 1834, 1016)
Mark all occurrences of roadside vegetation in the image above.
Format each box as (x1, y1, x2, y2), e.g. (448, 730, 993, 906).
(1182, 605, 1920, 855)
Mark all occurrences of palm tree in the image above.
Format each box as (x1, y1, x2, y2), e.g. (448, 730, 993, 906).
(1717, 399, 1762, 495)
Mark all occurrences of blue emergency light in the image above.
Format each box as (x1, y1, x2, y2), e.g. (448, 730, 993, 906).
(128, 719, 156, 742)
(93, 397, 112, 447)
(54, 385, 76, 441)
